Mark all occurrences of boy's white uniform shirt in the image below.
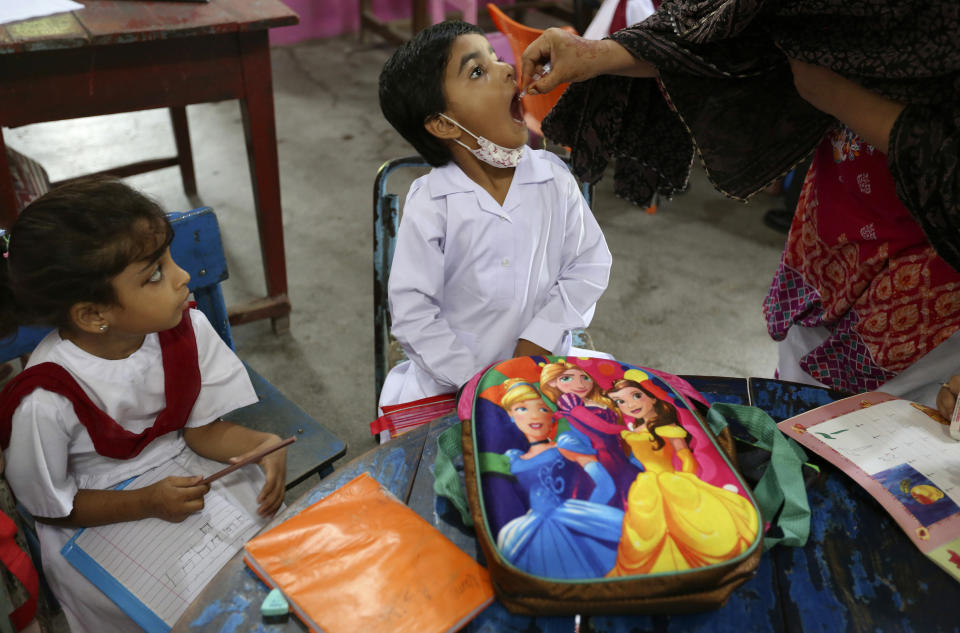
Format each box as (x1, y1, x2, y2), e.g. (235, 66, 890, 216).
(4, 309, 264, 633)
(380, 148, 612, 408)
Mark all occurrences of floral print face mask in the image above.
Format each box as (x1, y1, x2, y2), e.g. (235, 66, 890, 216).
(439, 113, 525, 169)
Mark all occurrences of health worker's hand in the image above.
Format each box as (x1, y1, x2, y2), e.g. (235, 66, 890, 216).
(520, 28, 657, 96)
(521, 28, 593, 95)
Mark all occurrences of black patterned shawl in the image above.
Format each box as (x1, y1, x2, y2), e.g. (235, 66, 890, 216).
(543, 0, 960, 270)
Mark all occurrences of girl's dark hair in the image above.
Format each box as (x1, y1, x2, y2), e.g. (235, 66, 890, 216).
(378, 20, 485, 167)
(0, 177, 172, 339)
(608, 379, 684, 451)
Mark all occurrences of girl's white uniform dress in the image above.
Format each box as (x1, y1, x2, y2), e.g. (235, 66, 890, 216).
(379, 148, 613, 409)
(3, 309, 266, 633)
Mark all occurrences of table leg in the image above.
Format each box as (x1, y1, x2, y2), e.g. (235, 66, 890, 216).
(0, 129, 18, 228)
(169, 106, 201, 209)
(236, 30, 291, 333)
(412, 0, 429, 34)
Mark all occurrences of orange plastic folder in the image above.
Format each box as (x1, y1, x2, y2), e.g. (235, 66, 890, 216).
(243, 472, 494, 633)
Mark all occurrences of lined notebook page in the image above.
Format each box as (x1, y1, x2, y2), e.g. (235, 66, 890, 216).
(69, 462, 262, 627)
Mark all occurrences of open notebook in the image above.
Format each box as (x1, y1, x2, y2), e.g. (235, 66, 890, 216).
(778, 392, 960, 582)
(370, 393, 457, 442)
(62, 461, 266, 632)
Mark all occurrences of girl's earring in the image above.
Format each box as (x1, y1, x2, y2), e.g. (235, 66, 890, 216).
(99, 324, 108, 333)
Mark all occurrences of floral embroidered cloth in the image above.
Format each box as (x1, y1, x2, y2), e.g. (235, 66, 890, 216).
(762, 128, 960, 394)
(543, 0, 960, 272)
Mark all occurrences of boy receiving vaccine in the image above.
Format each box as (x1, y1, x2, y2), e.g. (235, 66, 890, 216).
(377, 20, 612, 408)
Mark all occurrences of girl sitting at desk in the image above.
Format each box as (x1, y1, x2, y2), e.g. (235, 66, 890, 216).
(0, 178, 288, 633)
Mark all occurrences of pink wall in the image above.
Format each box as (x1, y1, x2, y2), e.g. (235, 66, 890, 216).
(269, 0, 515, 47)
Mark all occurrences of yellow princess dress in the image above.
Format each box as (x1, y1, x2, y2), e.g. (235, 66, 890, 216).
(607, 425, 759, 576)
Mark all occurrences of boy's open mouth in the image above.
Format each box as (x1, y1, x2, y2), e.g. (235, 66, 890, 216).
(510, 91, 524, 125)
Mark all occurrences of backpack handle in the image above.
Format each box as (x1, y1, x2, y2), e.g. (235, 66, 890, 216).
(706, 403, 811, 549)
(435, 424, 473, 527)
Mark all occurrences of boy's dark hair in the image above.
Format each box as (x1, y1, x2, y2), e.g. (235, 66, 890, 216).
(0, 177, 173, 339)
(379, 20, 485, 167)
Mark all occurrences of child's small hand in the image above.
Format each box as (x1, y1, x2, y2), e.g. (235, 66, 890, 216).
(936, 376, 960, 420)
(231, 437, 287, 517)
(513, 338, 551, 358)
(149, 476, 210, 523)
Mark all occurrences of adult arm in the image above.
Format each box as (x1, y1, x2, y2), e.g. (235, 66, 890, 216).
(789, 60, 960, 272)
(787, 59, 904, 154)
(518, 170, 612, 353)
(520, 28, 658, 96)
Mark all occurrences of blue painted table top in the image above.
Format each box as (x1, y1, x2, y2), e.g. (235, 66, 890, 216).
(174, 377, 959, 633)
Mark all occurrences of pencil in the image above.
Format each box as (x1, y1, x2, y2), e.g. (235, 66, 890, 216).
(200, 436, 296, 485)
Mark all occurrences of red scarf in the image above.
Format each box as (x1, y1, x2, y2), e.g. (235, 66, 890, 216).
(0, 310, 201, 459)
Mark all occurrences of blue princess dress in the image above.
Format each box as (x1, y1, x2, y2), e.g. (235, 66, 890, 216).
(496, 436, 625, 579)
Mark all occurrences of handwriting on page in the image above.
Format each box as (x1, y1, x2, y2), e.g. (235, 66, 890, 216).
(73, 462, 262, 626)
(811, 400, 960, 505)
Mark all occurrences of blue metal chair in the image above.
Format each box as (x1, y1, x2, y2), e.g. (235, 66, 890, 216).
(373, 155, 596, 404)
(0, 207, 346, 490)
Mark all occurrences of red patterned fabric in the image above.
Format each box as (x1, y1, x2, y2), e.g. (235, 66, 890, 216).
(763, 128, 960, 393)
(6, 148, 50, 214)
(0, 310, 201, 459)
(610, 0, 627, 33)
(0, 509, 37, 630)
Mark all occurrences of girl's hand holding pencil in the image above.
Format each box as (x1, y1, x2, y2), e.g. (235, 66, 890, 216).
(148, 476, 211, 523)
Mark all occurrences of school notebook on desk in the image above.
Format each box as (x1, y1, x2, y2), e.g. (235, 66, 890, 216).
(61, 461, 265, 633)
(243, 472, 494, 633)
(778, 392, 960, 582)
(370, 393, 457, 442)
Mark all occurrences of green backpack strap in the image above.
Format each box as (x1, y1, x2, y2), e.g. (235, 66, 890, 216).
(707, 403, 811, 550)
(435, 424, 473, 527)
(435, 425, 516, 528)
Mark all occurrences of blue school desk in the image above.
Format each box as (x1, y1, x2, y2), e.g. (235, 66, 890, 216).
(174, 377, 959, 633)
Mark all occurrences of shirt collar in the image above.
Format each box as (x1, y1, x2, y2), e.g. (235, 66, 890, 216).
(426, 147, 555, 200)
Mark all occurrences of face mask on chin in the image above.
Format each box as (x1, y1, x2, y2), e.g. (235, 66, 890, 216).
(438, 113, 525, 169)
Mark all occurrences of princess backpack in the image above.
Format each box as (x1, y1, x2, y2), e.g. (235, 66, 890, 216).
(435, 355, 810, 615)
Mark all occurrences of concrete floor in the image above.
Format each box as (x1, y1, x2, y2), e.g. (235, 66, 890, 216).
(4, 33, 787, 494)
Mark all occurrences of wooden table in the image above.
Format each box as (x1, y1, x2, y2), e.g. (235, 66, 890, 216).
(176, 377, 960, 632)
(0, 0, 297, 330)
(359, 0, 595, 46)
